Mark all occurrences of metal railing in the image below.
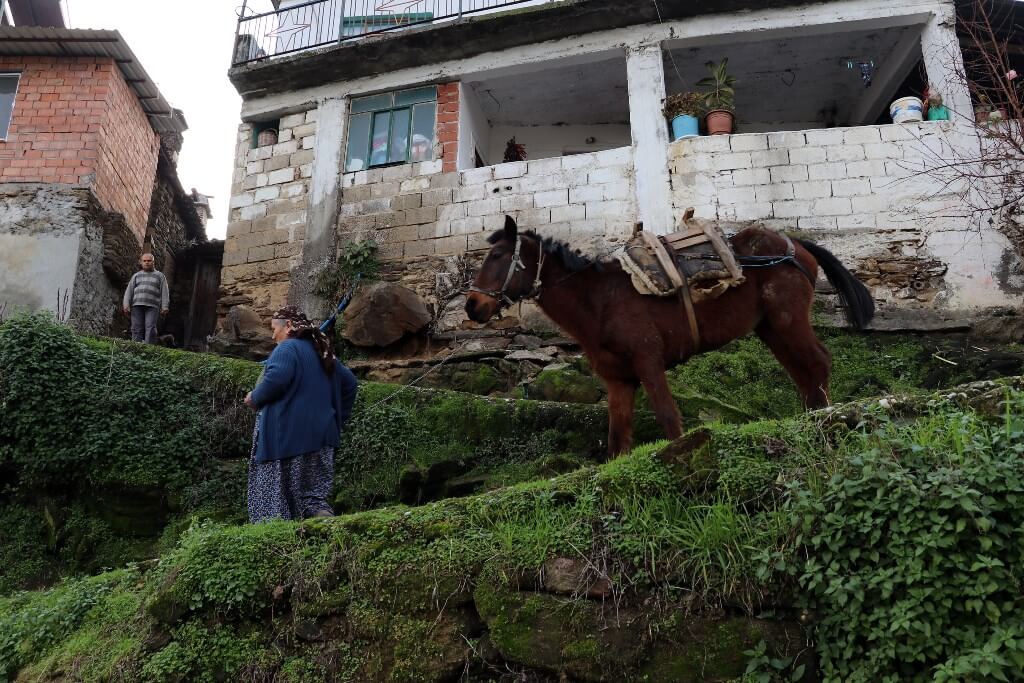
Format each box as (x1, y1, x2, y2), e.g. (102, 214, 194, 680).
(232, 0, 551, 66)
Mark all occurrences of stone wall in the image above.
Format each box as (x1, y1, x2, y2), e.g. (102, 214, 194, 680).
(339, 145, 636, 258)
(670, 121, 1021, 322)
(221, 110, 315, 321)
(0, 184, 119, 334)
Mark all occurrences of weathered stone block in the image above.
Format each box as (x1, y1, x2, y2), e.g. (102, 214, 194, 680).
(797, 215, 838, 230)
(405, 206, 438, 224)
(730, 168, 770, 186)
(837, 214, 877, 229)
(846, 160, 888, 177)
(812, 197, 853, 215)
(792, 180, 832, 200)
(254, 186, 280, 203)
(750, 149, 789, 167)
(589, 166, 630, 184)
(248, 244, 276, 262)
(807, 162, 848, 181)
(730, 134, 768, 151)
(494, 161, 527, 179)
(290, 149, 315, 167)
(280, 112, 306, 129)
(826, 145, 865, 162)
(844, 126, 882, 144)
(230, 192, 255, 209)
(382, 164, 413, 182)
(772, 199, 813, 218)
(437, 203, 468, 222)
(450, 216, 485, 234)
(534, 190, 569, 208)
(400, 177, 431, 193)
(404, 239, 436, 257)
(831, 178, 871, 197)
(769, 165, 808, 183)
(501, 194, 534, 212)
(268, 168, 296, 185)
(461, 167, 493, 185)
(586, 200, 631, 220)
(239, 203, 268, 221)
(551, 204, 586, 222)
(767, 131, 807, 148)
(788, 147, 826, 165)
(264, 155, 290, 172)
(754, 183, 793, 202)
(454, 185, 486, 203)
(528, 157, 562, 175)
(392, 193, 422, 210)
(370, 181, 402, 199)
(467, 198, 501, 217)
(421, 188, 453, 207)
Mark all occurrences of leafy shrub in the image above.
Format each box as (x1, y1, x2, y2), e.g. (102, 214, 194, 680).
(786, 397, 1024, 681)
(0, 313, 212, 489)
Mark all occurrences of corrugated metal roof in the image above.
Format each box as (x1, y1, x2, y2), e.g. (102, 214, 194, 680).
(0, 26, 187, 134)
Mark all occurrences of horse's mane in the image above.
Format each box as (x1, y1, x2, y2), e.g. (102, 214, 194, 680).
(487, 229, 606, 273)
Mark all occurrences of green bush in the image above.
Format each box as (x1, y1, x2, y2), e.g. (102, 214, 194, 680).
(785, 395, 1024, 681)
(0, 313, 214, 490)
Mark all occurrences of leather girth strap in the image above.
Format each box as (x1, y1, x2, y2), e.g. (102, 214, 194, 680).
(676, 271, 700, 354)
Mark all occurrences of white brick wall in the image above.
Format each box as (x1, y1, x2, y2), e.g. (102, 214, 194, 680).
(669, 122, 964, 234)
(339, 146, 637, 258)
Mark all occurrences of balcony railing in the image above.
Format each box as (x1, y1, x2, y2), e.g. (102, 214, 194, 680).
(232, 0, 550, 66)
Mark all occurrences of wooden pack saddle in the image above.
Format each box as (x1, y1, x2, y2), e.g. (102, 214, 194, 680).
(618, 208, 745, 305)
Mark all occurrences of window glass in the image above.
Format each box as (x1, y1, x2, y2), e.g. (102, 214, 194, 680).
(395, 86, 437, 107)
(345, 112, 371, 172)
(0, 74, 20, 140)
(388, 108, 411, 164)
(369, 112, 390, 167)
(410, 103, 436, 162)
(346, 86, 438, 169)
(351, 92, 393, 114)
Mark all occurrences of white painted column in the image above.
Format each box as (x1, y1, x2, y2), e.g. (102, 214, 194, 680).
(626, 42, 676, 235)
(294, 96, 348, 317)
(920, 4, 973, 121)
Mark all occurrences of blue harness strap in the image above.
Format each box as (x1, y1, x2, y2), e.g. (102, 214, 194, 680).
(736, 234, 816, 286)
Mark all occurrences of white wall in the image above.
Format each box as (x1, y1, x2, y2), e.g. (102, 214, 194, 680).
(487, 124, 632, 164)
(0, 232, 80, 315)
(458, 82, 491, 169)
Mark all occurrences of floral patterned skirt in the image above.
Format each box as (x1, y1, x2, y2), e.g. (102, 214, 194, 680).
(247, 416, 335, 523)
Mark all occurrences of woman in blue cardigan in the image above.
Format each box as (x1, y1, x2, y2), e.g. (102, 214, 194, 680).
(244, 305, 359, 522)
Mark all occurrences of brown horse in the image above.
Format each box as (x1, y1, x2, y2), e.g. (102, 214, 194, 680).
(466, 216, 875, 456)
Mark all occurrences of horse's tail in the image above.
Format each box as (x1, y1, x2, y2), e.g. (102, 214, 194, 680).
(796, 238, 875, 330)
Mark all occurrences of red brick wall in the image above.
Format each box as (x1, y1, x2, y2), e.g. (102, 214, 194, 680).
(93, 60, 159, 243)
(437, 82, 459, 173)
(0, 56, 159, 243)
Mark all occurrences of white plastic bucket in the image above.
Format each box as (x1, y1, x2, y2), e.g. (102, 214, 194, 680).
(889, 97, 924, 124)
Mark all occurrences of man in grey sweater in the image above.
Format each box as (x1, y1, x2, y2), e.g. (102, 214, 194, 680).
(122, 253, 169, 344)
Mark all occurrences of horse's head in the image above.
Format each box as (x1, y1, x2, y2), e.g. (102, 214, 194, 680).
(465, 215, 542, 323)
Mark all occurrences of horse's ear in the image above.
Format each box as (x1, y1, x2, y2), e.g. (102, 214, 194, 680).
(503, 215, 517, 241)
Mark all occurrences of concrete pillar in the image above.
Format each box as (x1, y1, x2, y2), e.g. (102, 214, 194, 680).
(292, 97, 348, 318)
(626, 42, 676, 235)
(921, 4, 973, 121)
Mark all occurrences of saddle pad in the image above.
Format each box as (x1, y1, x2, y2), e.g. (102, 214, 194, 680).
(618, 221, 745, 302)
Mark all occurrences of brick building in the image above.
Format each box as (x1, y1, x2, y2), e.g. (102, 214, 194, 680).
(0, 21, 219, 342)
(221, 0, 1023, 342)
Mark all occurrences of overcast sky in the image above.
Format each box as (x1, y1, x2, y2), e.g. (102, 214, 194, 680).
(68, 0, 278, 239)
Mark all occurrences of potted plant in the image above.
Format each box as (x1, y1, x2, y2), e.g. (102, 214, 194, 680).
(697, 59, 736, 135)
(664, 91, 704, 140)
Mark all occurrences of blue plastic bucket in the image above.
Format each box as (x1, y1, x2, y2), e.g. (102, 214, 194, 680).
(671, 114, 700, 140)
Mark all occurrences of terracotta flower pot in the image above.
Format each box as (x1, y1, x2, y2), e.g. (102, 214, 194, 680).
(705, 110, 734, 135)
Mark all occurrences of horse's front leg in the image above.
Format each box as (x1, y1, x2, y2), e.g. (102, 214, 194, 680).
(605, 379, 638, 457)
(637, 362, 683, 442)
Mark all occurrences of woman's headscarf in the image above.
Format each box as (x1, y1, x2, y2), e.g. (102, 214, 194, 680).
(273, 305, 336, 374)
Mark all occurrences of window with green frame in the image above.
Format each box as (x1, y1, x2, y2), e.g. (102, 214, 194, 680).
(345, 86, 437, 173)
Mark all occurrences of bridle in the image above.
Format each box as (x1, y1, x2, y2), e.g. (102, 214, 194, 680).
(467, 234, 546, 308)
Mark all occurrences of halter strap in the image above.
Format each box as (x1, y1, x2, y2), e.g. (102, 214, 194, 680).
(468, 235, 545, 308)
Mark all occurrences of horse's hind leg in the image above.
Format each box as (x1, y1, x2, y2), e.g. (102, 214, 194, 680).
(755, 317, 832, 409)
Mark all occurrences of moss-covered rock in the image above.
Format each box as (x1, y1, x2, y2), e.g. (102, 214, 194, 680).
(526, 364, 605, 404)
